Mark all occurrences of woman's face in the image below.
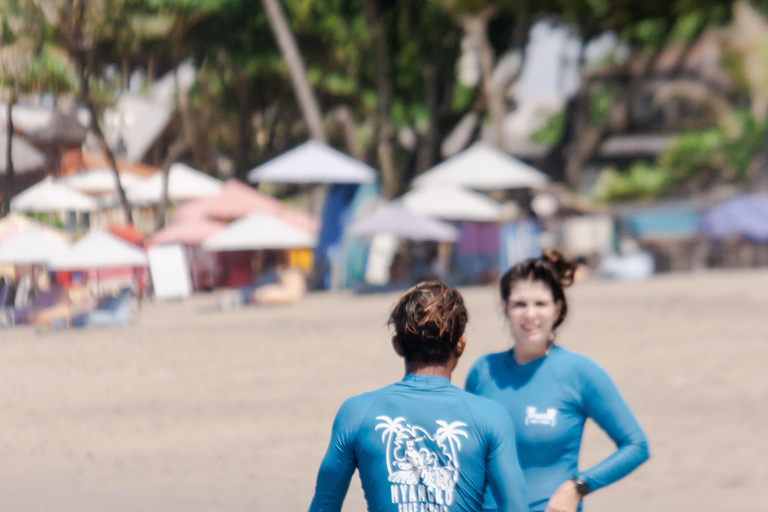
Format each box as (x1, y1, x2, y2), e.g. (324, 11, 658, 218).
(504, 279, 561, 348)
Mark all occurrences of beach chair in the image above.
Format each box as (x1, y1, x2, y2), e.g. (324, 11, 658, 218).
(72, 289, 132, 328)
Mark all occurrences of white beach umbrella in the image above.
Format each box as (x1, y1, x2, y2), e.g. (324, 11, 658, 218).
(0, 230, 70, 265)
(64, 169, 145, 195)
(400, 185, 502, 222)
(247, 139, 376, 184)
(127, 163, 223, 205)
(347, 203, 459, 242)
(202, 213, 317, 252)
(11, 177, 99, 213)
(413, 141, 549, 190)
(49, 230, 148, 269)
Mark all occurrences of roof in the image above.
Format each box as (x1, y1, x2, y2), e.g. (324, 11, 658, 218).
(347, 203, 459, 242)
(248, 140, 377, 184)
(126, 163, 222, 205)
(400, 186, 502, 222)
(174, 179, 318, 232)
(11, 177, 99, 213)
(413, 141, 549, 191)
(202, 213, 317, 251)
(59, 149, 160, 178)
(25, 111, 88, 146)
(50, 230, 148, 269)
(0, 131, 46, 174)
(148, 218, 226, 246)
(0, 230, 70, 265)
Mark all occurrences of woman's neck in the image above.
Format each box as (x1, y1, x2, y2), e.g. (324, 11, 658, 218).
(513, 342, 552, 365)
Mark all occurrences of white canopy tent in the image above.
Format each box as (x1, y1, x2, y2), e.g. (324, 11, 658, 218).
(127, 163, 223, 205)
(247, 140, 377, 184)
(412, 141, 549, 190)
(347, 203, 459, 242)
(11, 177, 99, 213)
(0, 230, 70, 265)
(400, 185, 502, 222)
(49, 231, 148, 270)
(202, 212, 317, 252)
(64, 169, 146, 195)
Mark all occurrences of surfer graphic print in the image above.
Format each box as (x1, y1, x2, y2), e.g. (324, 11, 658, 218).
(376, 416, 467, 509)
(308, 375, 528, 512)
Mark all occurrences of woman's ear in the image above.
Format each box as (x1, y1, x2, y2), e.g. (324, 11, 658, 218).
(555, 299, 563, 320)
(392, 336, 404, 357)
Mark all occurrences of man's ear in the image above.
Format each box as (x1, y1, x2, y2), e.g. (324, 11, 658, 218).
(453, 336, 466, 358)
(392, 336, 404, 357)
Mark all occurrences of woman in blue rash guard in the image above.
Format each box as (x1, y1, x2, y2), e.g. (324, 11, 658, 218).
(466, 251, 649, 512)
(309, 281, 528, 512)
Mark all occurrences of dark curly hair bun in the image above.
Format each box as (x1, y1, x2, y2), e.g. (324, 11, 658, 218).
(542, 249, 577, 288)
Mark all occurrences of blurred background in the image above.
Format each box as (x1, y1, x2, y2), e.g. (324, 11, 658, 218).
(1, 1, 768, 511)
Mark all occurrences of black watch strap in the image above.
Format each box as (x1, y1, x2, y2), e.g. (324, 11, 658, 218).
(570, 477, 590, 497)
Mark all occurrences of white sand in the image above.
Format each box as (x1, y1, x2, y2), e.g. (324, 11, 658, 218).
(0, 269, 766, 511)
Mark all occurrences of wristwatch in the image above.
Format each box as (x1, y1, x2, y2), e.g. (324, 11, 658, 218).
(570, 477, 590, 497)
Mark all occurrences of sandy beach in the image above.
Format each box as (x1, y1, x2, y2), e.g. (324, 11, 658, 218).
(0, 268, 766, 511)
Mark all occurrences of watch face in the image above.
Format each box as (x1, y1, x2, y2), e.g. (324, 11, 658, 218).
(575, 479, 589, 496)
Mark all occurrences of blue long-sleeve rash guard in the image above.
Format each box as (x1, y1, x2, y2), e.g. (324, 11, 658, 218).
(309, 374, 528, 512)
(465, 346, 649, 512)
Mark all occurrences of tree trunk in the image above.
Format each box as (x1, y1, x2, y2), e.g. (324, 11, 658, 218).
(3, 97, 16, 216)
(156, 64, 197, 229)
(234, 70, 253, 181)
(458, 7, 505, 147)
(363, 0, 398, 198)
(260, 0, 326, 143)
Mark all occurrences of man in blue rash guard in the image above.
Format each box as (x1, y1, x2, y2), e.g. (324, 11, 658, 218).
(466, 347, 649, 512)
(309, 281, 528, 512)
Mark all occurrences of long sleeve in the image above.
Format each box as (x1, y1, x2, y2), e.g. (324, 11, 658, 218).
(485, 410, 528, 512)
(308, 401, 359, 512)
(576, 362, 650, 492)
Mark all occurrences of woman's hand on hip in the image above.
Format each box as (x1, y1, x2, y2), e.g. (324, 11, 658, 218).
(544, 479, 581, 512)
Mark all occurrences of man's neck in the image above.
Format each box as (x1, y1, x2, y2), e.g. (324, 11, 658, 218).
(404, 360, 453, 380)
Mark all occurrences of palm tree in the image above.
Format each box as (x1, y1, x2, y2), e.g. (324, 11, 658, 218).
(260, 0, 326, 143)
(375, 415, 405, 475)
(0, 0, 75, 215)
(435, 420, 468, 479)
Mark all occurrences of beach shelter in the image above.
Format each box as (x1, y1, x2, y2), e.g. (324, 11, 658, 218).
(126, 163, 223, 204)
(400, 185, 502, 222)
(0, 230, 70, 265)
(49, 230, 148, 270)
(202, 213, 317, 252)
(247, 140, 377, 184)
(0, 213, 71, 244)
(64, 169, 146, 195)
(412, 141, 549, 190)
(347, 203, 459, 242)
(174, 179, 318, 232)
(699, 194, 768, 241)
(149, 218, 227, 246)
(11, 177, 99, 213)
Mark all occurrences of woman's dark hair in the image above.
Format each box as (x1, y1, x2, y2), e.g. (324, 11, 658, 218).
(388, 281, 469, 364)
(499, 250, 577, 329)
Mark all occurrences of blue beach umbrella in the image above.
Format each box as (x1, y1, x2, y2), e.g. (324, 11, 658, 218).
(698, 194, 768, 241)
